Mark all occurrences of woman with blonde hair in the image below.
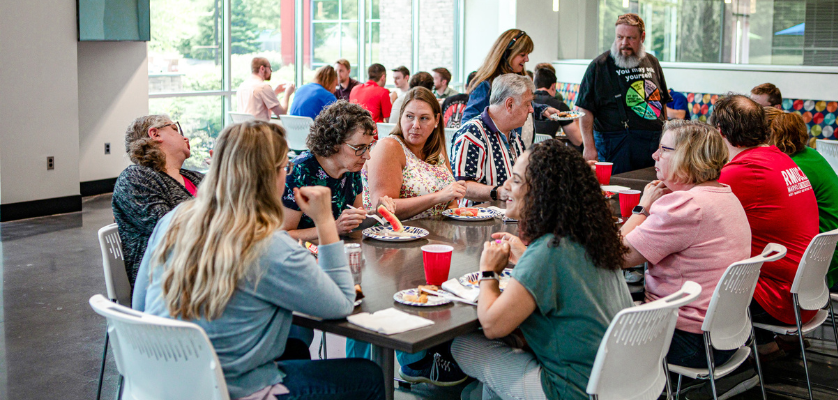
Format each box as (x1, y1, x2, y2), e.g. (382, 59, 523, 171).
(112, 114, 203, 286)
(621, 120, 751, 371)
(461, 29, 558, 127)
(289, 65, 338, 119)
(764, 108, 838, 291)
(132, 120, 384, 400)
(364, 87, 466, 220)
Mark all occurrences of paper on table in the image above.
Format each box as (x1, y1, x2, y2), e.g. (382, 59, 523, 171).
(485, 206, 517, 223)
(441, 278, 480, 303)
(347, 308, 434, 335)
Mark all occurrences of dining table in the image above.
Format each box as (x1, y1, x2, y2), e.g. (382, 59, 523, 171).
(292, 168, 655, 399)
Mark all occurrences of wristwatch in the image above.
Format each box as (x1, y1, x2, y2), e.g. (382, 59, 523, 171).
(479, 271, 499, 283)
(490, 185, 501, 201)
(632, 205, 650, 217)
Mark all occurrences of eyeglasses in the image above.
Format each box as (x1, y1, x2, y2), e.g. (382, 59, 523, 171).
(658, 143, 676, 153)
(160, 121, 183, 136)
(284, 160, 295, 174)
(345, 142, 373, 156)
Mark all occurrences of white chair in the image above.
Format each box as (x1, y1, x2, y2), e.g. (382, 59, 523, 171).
(89, 294, 231, 400)
(279, 115, 313, 151)
(443, 127, 457, 161)
(816, 139, 838, 174)
(96, 224, 132, 400)
(587, 281, 703, 400)
(752, 229, 838, 400)
(229, 112, 255, 123)
(533, 134, 553, 144)
(376, 122, 396, 136)
(668, 243, 788, 400)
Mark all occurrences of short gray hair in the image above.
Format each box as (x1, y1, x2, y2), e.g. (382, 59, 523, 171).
(489, 74, 535, 106)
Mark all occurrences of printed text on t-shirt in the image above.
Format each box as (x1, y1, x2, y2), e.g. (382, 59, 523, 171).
(781, 167, 813, 196)
(616, 67, 655, 82)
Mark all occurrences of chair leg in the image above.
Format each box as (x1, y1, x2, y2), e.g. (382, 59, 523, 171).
(676, 374, 683, 400)
(749, 316, 767, 400)
(793, 295, 814, 400)
(115, 375, 123, 400)
(321, 331, 328, 360)
(828, 297, 838, 352)
(663, 359, 673, 400)
(703, 332, 719, 400)
(96, 331, 109, 400)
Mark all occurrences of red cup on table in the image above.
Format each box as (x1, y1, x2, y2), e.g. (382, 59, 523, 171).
(421, 245, 454, 285)
(595, 162, 613, 185)
(618, 190, 642, 219)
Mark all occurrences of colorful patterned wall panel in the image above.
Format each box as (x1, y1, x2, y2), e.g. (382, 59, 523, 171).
(556, 83, 580, 108)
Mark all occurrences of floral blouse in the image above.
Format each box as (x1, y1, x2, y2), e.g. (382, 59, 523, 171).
(362, 136, 455, 220)
(282, 151, 362, 229)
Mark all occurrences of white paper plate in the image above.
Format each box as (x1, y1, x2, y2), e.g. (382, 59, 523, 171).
(442, 208, 500, 221)
(601, 185, 631, 193)
(393, 288, 452, 307)
(459, 268, 513, 291)
(362, 226, 429, 242)
(550, 110, 586, 121)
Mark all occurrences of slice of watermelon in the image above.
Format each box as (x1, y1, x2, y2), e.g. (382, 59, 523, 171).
(454, 208, 480, 217)
(377, 205, 404, 232)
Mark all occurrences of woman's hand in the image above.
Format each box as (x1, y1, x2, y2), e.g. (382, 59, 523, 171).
(437, 181, 467, 203)
(479, 241, 510, 273)
(586, 159, 597, 172)
(375, 196, 397, 215)
(335, 208, 367, 234)
(491, 232, 526, 265)
(293, 187, 335, 225)
(639, 180, 670, 209)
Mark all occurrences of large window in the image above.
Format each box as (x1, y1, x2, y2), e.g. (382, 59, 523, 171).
(598, 0, 837, 66)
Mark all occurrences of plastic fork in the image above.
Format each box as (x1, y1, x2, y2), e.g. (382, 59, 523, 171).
(347, 205, 388, 226)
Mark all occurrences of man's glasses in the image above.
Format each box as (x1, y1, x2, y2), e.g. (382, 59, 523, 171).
(160, 121, 183, 136)
(345, 142, 372, 156)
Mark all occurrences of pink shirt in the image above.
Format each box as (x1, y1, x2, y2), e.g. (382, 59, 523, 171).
(626, 185, 751, 333)
(183, 177, 197, 196)
(237, 75, 280, 120)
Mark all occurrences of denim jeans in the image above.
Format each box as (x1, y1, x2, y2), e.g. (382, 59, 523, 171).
(749, 298, 786, 345)
(277, 358, 385, 400)
(345, 339, 427, 366)
(666, 329, 736, 368)
(593, 129, 661, 175)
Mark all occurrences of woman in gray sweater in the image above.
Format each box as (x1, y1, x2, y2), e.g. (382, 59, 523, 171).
(132, 120, 384, 400)
(112, 115, 203, 286)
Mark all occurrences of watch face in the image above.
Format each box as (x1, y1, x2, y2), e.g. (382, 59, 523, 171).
(481, 271, 496, 278)
(632, 205, 644, 213)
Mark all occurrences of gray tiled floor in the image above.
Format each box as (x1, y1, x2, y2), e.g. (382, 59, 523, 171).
(0, 194, 835, 399)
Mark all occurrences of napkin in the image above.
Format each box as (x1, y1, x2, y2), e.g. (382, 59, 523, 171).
(441, 278, 480, 303)
(347, 308, 434, 335)
(485, 206, 517, 223)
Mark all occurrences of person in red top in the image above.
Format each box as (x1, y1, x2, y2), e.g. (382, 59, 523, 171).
(713, 94, 819, 359)
(349, 63, 392, 124)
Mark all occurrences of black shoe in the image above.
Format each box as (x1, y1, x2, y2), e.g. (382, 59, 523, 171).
(684, 366, 760, 400)
(399, 352, 468, 387)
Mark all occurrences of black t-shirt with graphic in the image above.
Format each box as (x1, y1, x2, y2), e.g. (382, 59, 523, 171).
(576, 51, 672, 133)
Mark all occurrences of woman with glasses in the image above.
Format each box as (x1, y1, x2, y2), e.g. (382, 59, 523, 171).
(282, 100, 393, 241)
(132, 120, 385, 400)
(363, 87, 465, 220)
(112, 115, 203, 286)
(620, 120, 751, 370)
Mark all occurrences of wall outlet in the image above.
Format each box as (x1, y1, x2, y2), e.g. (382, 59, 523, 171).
(47, 156, 54, 170)
(105, 143, 111, 154)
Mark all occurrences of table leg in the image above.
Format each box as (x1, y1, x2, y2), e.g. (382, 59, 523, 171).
(370, 344, 395, 400)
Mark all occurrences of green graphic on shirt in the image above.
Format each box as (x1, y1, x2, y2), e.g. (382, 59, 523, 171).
(626, 79, 662, 120)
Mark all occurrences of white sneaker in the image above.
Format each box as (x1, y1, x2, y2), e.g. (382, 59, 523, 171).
(624, 269, 644, 284)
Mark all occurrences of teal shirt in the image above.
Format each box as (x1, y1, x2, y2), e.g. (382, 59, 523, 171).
(791, 147, 838, 286)
(511, 234, 633, 400)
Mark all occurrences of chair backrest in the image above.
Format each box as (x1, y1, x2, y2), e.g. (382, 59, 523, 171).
(89, 294, 230, 400)
(98, 224, 132, 306)
(790, 228, 838, 310)
(816, 139, 838, 174)
(587, 281, 702, 400)
(376, 122, 396, 136)
(533, 134, 553, 144)
(278, 115, 314, 151)
(228, 112, 255, 123)
(702, 243, 787, 350)
(443, 127, 457, 160)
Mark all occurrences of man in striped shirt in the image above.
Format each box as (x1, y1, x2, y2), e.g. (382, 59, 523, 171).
(451, 74, 534, 206)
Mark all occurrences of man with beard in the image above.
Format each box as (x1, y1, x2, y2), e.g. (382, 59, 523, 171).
(237, 57, 295, 120)
(576, 14, 671, 174)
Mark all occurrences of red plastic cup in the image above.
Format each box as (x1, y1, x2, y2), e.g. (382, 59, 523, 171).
(422, 245, 454, 285)
(619, 190, 642, 219)
(595, 162, 613, 185)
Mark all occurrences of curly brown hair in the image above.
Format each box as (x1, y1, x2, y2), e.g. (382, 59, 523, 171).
(125, 114, 170, 172)
(307, 100, 376, 157)
(518, 140, 627, 270)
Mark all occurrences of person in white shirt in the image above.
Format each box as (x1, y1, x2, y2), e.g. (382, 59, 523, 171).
(389, 65, 410, 104)
(237, 57, 296, 120)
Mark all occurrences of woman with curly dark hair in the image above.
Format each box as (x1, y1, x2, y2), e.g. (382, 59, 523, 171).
(112, 114, 203, 286)
(451, 140, 633, 400)
(281, 100, 394, 241)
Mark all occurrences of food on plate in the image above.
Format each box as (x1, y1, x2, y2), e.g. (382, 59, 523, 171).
(377, 205, 404, 232)
(403, 292, 429, 304)
(602, 190, 616, 198)
(355, 284, 365, 301)
(452, 208, 480, 217)
(418, 285, 439, 293)
(467, 276, 509, 290)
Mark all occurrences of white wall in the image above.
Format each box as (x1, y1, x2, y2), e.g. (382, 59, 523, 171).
(554, 60, 838, 101)
(78, 42, 148, 182)
(0, 0, 81, 205)
(515, 1, 560, 68)
(557, 0, 600, 60)
(463, 0, 503, 75)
